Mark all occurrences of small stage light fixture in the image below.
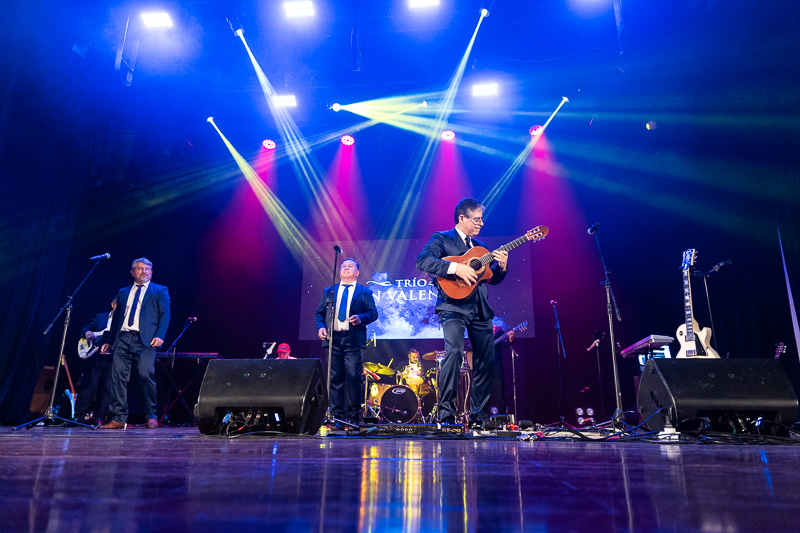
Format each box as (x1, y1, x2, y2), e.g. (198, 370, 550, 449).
(331, 103, 341, 112)
(529, 125, 543, 136)
(441, 130, 455, 142)
(472, 82, 498, 97)
(262, 139, 276, 150)
(206, 117, 215, 123)
(341, 135, 355, 146)
(273, 95, 298, 107)
(140, 11, 173, 28)
(284, 1, 315, 19)
(480, 8, 490, 17)
(646, 121, 657, 130)
(409, 0, 440, 8)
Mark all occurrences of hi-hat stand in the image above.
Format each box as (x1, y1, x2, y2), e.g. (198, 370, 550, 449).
(14, 257, 109, 431)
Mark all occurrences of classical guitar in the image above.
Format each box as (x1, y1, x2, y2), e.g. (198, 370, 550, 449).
(494, 321, 528, 345)
(675, 249, 720, 358)
(436, 226, 549, 300)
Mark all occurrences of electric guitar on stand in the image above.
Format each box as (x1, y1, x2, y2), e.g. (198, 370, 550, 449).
(676, 249, 720, 358)
(436, 226, 549, 300)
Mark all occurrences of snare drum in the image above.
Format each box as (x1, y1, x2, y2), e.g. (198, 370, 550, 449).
(379, 385, 420, 424)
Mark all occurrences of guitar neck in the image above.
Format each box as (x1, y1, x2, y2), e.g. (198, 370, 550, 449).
(682, 268, 695, 339)
(475, 235, 531, 267)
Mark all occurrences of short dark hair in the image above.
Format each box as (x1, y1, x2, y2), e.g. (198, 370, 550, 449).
(342, 257, 360, 270)
(454, 198, 484, 224)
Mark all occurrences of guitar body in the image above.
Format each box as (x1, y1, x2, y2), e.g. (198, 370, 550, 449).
(675, 320, 720, 358)
(437, 247, 493, 300)
(78, 330, 105, 359)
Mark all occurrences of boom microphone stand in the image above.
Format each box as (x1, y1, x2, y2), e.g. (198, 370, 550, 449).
(14, 255, 111, 430)
(550, 300, 567, 423)
(323, 244, 357, 430)
(693, 259, 732, 352)
(587, 222, 625, 427)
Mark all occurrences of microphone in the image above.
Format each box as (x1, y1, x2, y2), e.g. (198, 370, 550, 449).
(713, 259, 733, 272)
(333, 244, 342, 254)
(89, 253, 111, 261)
(587, 222, 599, 235)
(586, 339, 601, 351)
(187, 317, 198, 322)
(550, 300, 557, 306)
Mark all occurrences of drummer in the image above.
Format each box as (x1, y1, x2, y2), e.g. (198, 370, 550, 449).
(398, 348, 425, 394)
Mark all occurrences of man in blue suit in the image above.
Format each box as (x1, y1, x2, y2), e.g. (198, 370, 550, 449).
(99, 257, 170, 429)
(315, 258, 378, 425)
(416, 198, 509, 428)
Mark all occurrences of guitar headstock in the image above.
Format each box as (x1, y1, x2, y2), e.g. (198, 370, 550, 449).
(526, 226, 549, 242)
(680, 249, 697, 270)
(775, 342, 786, 359)
(515, 321, 529, 333)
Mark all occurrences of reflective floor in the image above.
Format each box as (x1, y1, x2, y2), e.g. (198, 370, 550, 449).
(2, 426, 800, 532)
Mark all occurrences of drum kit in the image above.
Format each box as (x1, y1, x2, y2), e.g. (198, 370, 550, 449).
(362, 350, 472, 424)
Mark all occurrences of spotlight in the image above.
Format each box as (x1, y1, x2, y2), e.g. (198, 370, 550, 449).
(422, 100, 428, 107)
(341, 135, 355, 146)
(575, 407, 584, 417)
(409, 0, 440, 8)
(141, 11, 173, 28)
(234, 28, 243, 38)
(480, 8, 490, 17)
(646, 121, 658, 130)
(206, 117, 214, 123)
(331, 103, 341, 112)
(284, 1, 315, 19)
(272, 95, 297, 107)
(441, 130, 455, 142)
(586, 407, 595, 417)
(472, 83, 498, 97)
(262, 139, 276, 150)
(529, 125, 543, 136)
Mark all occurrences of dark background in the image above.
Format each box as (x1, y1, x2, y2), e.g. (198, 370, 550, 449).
(2, 0, 799, 425)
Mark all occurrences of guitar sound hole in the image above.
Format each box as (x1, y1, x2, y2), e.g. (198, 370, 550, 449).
(469, 260, 482, 270)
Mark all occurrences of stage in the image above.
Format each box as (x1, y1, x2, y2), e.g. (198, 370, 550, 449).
(3, 425, 800, 532)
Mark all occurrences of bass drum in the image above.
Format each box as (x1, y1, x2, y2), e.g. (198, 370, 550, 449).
(379, 385, 419, 424)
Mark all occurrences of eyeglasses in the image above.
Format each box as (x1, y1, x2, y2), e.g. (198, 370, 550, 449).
(464, 215, 484, 225)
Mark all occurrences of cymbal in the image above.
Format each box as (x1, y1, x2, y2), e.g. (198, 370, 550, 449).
(363, 362, 396, 376)
(422, 350, 444, 361)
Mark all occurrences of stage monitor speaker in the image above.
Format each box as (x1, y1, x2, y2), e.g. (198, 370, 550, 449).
(638, 358, 800, 432)
(194, 359, 328, 436)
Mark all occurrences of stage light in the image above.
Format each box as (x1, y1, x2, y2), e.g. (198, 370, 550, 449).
(331, 103, 341, 112)
(273, 95, 297, 107)
(140, 11, 173, 28)
(234, 28, 243, 37)
(472, 83, 498, 97)
(262, 139, 276, 150)
(575, 407, 584, 416)
(206, 117, 214, 123)
(441, 130, 455, 141)
(481, 8, 490, 17)
(646, 121, 658, 130)
(341, 135, 355, 146)
(529, 125, 543, 136)
(409, 0, 440, 8)
(586, 407, 595, 416)
(284, 1, 315, 18)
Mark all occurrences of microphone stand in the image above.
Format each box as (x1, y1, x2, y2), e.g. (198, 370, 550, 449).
(159, 318, 197, 425)
(590, 228, 626, 428)
(323, 246, 355, 430)
(551, 301, 567, 424)
(510, 346, 520, 424)
(693, 260, 731, 352)
(14, 258, 107, 431)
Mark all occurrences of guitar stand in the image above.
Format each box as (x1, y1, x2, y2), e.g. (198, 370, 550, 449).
(14, 257, 109, 431)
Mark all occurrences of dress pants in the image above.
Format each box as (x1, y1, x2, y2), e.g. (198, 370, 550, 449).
(329, 331, 363, 423)
(74, 354, 112, 420)
(107, 331, 157, 423)
(438, 306, 494, 423)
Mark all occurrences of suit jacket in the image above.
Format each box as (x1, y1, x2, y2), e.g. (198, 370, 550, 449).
(315, 282, 378, 348)
(81, 312, 111, 337)
(416, 228, 508, 320)
(102, 282, 171, 348)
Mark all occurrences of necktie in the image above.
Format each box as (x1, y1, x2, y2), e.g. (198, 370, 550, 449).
(128, 284, 143, 327)
(465, 236, 472, 248)
(338, 284, 351, 322)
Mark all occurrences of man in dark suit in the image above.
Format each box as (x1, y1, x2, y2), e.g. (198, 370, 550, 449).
(315, 258, 378, 425)
(73, 296, 117, 424)
(99, 257, 170, 429)
(416, 198, 509, 428)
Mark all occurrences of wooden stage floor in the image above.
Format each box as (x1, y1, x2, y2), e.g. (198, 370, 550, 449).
(2, 425, 800, 532)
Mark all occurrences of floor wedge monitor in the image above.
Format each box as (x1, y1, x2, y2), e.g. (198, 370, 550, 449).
(195, 358, 328, 435)
(638, 358, 799, 433)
